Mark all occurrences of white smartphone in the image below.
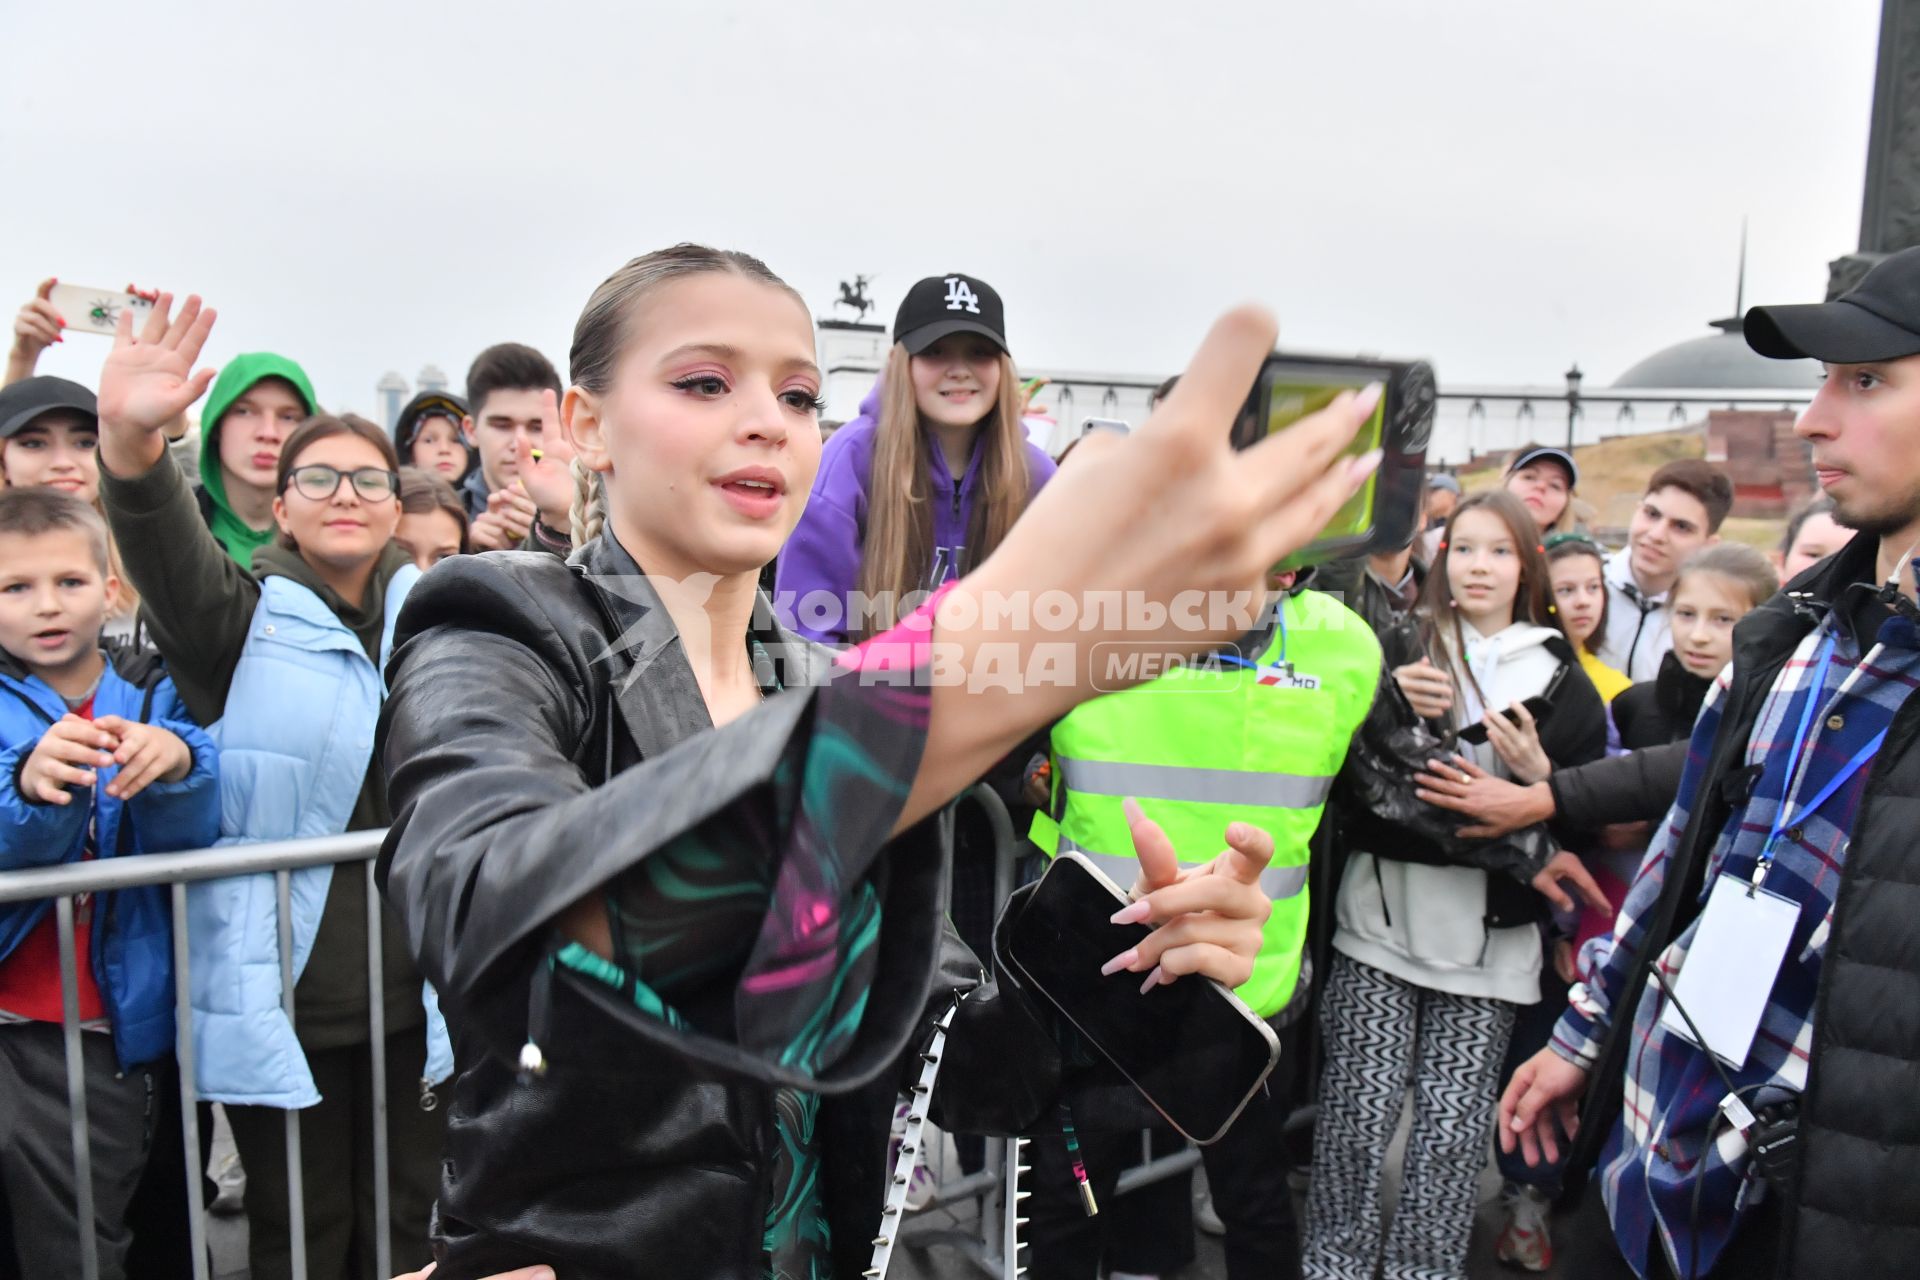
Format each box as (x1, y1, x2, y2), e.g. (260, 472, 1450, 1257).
(1080, 417, 1132, 438)
(47, 284, 158, 337)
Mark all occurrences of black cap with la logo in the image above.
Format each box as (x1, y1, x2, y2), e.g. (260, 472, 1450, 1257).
(892, 274, 1009, 356)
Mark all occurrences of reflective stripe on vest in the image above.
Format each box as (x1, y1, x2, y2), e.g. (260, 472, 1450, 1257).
(1055, 758, 1334, 810)
(1032, 589, 1382, 1018)
(1060, 840, 1310, 901)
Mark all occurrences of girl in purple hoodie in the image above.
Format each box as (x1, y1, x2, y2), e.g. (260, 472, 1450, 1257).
(775, 273, 1055, 645)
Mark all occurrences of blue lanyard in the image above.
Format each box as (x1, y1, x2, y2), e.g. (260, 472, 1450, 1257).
(1215, 600, 1289, 674)
(1754, 632, 1886, 891)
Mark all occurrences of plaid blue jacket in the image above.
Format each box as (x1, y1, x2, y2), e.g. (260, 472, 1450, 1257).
(1552, 566, 1920, 1277)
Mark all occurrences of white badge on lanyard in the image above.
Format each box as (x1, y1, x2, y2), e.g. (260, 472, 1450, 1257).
(1659, 629, 1868, 1070)
(1657, 876, 1800, 1070)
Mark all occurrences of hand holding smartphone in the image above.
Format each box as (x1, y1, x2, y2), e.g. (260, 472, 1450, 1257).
(1230, 352, 1435, 568)
(48, 284, 159, 337)
(1000, 852, 1280, 1143)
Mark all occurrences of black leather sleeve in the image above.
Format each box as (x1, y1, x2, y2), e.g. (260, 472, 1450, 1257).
(376, 554, 952, 1097)
(1547, 740, 1689, 830)
(377, 556, 823, 1002)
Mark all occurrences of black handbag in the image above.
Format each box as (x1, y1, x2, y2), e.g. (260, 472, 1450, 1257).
(1336, 651, 1557, 885)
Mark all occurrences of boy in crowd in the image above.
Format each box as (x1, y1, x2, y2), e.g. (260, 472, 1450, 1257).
(1596, 459, 1733, 681)
(194, 354, 318, 568)
(0, 489, 218, 1280)
(461, 343, 562, 550)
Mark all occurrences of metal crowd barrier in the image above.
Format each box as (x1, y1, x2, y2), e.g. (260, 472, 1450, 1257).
(1, 786, 1271, 1280)
(0, 829, 389, 1280)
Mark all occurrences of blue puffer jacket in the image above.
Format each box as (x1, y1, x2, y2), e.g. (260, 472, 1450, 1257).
(0, 645, 220, 1069)
(188, 569, 452, 1108)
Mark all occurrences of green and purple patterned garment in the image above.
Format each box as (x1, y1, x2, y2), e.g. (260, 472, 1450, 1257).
(558, 628, 917, 1279)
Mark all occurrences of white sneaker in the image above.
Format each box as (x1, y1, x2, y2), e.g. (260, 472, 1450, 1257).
(209, 1150, 246, 1217)
(1195, 1189, 1225, 1236)
(1493, 1181, 1553, 1272)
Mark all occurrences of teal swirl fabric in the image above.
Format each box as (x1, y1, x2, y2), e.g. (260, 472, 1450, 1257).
(556, 628, 930, 1277)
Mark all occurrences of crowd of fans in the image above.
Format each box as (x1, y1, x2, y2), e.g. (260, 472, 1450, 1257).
(3, 243, 1918, 1280)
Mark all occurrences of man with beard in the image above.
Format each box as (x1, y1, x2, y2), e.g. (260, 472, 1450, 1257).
(1501, 246, 1920, 1278)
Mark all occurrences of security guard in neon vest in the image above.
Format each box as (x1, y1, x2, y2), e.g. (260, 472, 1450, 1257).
(1023, 573, 1380, 1280)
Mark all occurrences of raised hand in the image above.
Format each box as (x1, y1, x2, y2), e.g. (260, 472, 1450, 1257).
(7, 278, 64, 383)
(97, 292, 218, 478)
(898, 305, 1382, 832)
(515, 389, 578, 532)
(1102, 799, 1275, 993)
(19, 715, 117, 805)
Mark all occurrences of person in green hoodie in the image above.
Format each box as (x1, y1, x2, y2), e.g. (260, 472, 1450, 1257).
(194, 352, 317, 568)
(92, 297, 448, 1280)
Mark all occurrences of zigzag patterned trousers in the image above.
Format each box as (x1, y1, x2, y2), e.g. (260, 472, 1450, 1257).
(1302, 953, 1516, 1280)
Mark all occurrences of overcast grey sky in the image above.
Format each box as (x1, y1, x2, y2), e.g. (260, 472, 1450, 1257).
(0, 0, 1883, 414)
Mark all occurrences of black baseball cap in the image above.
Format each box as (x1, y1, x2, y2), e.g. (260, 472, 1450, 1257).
(1507, 443, 1579, 489)
(1746, 246, 1920, 363)
(893, 274, 1008, 355)
(0, 376, 97, 440)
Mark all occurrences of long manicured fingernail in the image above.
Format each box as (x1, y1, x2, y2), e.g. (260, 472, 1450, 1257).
(1354, 382, 1384, 415)
(1100, 948, 1138, 976)
(1348, 449, 1384, 482)
(1139, 965, 1165, 994)
(1110, 899, 1150, 925)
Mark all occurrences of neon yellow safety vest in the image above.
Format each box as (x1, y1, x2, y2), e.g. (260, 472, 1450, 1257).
(1028, 588, 1381, 1017)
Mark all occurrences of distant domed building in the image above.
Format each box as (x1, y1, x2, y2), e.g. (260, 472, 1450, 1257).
(1612, 316, 1820, 390)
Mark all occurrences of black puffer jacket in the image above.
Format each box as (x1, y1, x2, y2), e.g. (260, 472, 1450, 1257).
(1545, 654, 1708, 831)
(1610, 651, 1711, 750)
(376, 535, 1062, 1280)
(1570, 533, 1920, 1277)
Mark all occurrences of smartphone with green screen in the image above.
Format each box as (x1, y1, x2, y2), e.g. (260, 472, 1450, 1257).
(1230, 353, 1435, 568)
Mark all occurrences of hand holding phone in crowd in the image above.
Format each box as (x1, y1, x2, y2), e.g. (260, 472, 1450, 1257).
(472, 485, 538, 551)
(1110, 798, 1276, 993)
(1394, 657, 1455, 719)
(9, 278, 64, 377)
(1479, 698, 1552, 783)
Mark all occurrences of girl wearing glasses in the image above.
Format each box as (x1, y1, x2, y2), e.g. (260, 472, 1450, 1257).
(91, 303, 450, 1280)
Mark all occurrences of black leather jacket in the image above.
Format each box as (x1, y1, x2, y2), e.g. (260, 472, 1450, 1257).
(376, 536, 1062, 1279)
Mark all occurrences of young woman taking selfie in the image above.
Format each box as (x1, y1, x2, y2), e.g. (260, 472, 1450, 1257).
(362, 245, 1378, 1279)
